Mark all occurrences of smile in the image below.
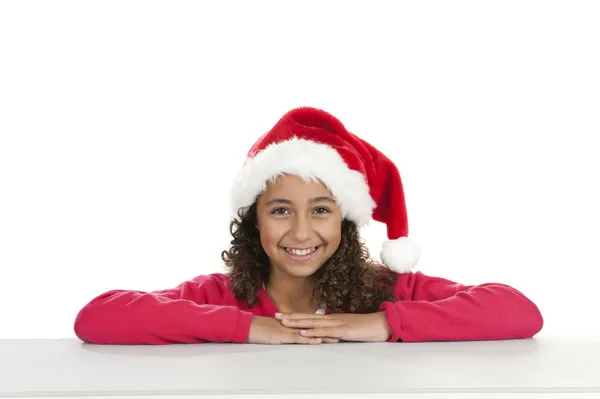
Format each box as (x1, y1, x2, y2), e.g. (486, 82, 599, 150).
(282, 245, 321, 261)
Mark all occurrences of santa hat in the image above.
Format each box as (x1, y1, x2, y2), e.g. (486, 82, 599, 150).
(229, 106, 421, 274)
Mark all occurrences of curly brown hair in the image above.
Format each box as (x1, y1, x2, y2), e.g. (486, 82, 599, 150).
(221, 202, 397, 313)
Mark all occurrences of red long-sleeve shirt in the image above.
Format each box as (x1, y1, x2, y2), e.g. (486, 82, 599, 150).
(73, 271, 543, 344)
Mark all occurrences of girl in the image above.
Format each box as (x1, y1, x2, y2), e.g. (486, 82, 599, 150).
(73, 106, 543, 345)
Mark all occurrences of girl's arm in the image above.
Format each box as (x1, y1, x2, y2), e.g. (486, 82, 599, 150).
(73, 274, 253, 345)
(379, 271, 544, 342)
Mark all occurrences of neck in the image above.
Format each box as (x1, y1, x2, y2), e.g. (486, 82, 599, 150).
(265, 268, 318, 314)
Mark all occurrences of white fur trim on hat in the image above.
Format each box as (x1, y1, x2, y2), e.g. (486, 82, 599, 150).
(230, 137, 375, 226)
(380, 237, 421, 274)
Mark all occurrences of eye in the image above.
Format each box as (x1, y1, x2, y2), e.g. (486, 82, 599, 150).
(271, 207, 290, 215)
(314, 207, 331, 214)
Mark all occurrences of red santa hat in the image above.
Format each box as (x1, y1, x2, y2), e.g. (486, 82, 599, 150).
(229, 106, 421, 274)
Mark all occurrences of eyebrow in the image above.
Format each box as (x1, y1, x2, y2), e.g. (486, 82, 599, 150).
(265, 196, 336, 206)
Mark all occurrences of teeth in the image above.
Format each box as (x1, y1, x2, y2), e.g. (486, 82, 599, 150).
(285, 247, 317, 256)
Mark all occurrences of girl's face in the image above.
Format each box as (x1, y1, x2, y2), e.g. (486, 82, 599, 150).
(256, 174, 342, 279)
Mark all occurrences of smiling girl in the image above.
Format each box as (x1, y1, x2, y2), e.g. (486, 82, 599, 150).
(74, 106, 543, 345)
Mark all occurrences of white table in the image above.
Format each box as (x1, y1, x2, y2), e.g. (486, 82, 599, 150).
(1, 337, 599, 398)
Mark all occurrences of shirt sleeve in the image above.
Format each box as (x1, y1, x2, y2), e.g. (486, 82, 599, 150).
(73, 274, 254, 345)
(379, 271, 544, 342)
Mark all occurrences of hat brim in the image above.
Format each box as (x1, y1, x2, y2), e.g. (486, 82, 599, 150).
(229, 137, 375, 226)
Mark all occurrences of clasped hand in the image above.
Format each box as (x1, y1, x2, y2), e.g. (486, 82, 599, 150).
(247, 311, 392, 345)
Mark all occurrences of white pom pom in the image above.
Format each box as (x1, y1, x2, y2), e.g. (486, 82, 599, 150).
(379, 236, 421, 274)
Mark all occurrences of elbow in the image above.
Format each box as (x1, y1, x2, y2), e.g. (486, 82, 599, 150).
(73, 290, 127, 344)
(521, 298, 544, 338)
(504, 286, 544, 339)
(478, 283, 544, 340)
(73, 305, 99, 344)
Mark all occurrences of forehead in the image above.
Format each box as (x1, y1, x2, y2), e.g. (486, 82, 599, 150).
(262, 174, 333, 200)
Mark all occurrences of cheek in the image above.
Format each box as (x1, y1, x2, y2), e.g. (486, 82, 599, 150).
(329, 229, 342, 246)
(317, 220, 342, 244)
(259, 222, 286, 248)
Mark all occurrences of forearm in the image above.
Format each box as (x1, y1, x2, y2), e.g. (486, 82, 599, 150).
(74, 290, 253, 344)
(381, 283, 543, 342)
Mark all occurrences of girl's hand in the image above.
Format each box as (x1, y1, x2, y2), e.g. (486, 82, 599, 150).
(275, 312, 392, 342)
(247, 316, 340, 345)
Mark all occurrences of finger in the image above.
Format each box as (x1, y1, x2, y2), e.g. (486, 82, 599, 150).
(292, 335, 323, 345)
(272, 332, 317, 345)
(275, 312, 329, 320)
(281, 318, 343, 329)
(321, 337, 340, 343)
(301, 327, 343, 339)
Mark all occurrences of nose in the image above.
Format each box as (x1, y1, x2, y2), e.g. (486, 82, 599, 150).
(290, 214, 312, 242)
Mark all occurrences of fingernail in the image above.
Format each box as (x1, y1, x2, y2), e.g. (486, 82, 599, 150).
(300, 330, 307, 335)
(275, 313, 282, 318)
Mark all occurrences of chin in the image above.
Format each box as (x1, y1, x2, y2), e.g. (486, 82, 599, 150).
(276, 257, 322, 276)
(276, 247, 329, 277)
(284, 263, 323, 278)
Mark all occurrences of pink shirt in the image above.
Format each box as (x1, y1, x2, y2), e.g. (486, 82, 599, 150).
(74, 271, 543, 344)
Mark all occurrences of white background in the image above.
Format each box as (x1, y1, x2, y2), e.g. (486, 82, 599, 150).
(1, 0, 598, 339)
